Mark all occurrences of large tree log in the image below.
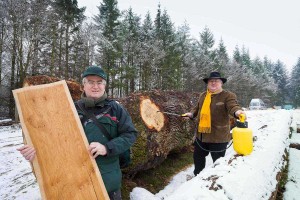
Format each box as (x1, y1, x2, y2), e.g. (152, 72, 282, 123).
(23, 75, 82, 101)
(22, 76, 196, 177)
(118, 90, 195, 177)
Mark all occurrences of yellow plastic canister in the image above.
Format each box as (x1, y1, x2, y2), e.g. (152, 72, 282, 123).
(232, 114, 253, 155)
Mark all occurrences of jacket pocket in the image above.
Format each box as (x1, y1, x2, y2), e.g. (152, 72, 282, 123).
(97, 116, 118, 139)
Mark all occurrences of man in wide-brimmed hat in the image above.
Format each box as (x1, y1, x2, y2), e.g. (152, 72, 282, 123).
(184, 71, 246, 176)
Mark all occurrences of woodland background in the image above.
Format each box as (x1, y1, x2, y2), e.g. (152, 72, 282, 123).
(1, 0, 300, 119)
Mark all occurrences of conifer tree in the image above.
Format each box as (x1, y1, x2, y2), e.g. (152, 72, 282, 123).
(215, 38, 229, 72)
(94, 0, 120, 96)
(233, 45, 241, 64)
(52, 0, 85, 79)
(154, 8, 178, 90)
(176, 21, 192, 90)
(118, 7, 141, 95)
(272, 60, 288, 105)
(290, 58, 300, 107)
(241, 46, 251, 69)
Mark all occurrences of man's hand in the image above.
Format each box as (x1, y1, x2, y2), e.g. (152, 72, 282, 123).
(88, 142, 107, 158)
(17, 145, 36, 162)
(235, 110, 247, 120)
(182, 112, 193, 119)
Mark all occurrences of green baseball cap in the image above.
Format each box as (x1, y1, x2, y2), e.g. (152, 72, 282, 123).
(82, 66, 107, 80)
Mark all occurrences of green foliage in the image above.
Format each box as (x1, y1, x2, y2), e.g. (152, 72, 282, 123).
(0, 0, 297, 116)
(233, 45, 241, 64)
(290, 58, 300, 107)
(272, 60, 289, 105)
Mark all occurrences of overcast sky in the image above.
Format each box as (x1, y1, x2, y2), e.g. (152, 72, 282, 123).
(77, 0, 300, 73)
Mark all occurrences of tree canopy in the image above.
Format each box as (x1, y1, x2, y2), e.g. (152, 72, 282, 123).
(0, 0, 299, 118)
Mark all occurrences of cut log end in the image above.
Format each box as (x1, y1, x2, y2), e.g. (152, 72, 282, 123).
(140, 98, 164, 131)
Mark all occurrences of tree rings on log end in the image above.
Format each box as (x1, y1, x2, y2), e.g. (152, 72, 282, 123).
(140, 98, 164, 131)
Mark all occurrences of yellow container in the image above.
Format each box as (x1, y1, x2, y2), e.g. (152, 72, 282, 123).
(232, 114, 253, 155)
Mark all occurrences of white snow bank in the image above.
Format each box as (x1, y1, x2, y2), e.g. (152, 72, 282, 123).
(131, 110, 292, 200)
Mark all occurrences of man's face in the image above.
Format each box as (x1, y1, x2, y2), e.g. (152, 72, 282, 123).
(83, 75, 106, 99)
(207, 78, 223, 92)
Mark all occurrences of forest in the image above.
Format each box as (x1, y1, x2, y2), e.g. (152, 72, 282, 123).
(1, 0, 300, 119)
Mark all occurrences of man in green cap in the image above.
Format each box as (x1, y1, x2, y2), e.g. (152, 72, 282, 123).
(18, 66, 138, 200)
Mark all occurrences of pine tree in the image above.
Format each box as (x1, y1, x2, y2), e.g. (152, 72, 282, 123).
(290, 57, 300, 107)
(118, 7, 141, 95)
(200, 27, 215, 55)
(139, 12, 154, 91)
(94, 0, 120, 97)
(154, 8, 178, 90)
(52, 0, 85, 79)
(233, 45, 241, 64)
(272, 60, 288, 105)
(252, 57, 264, 75)
(176, 21, 192, 90)
(215, 38, 229, 72)
(139, 11, 163, 91)
(241, 46, 251, 69)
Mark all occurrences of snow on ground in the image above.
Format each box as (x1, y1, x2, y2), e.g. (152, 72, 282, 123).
(0, 124, 41, 200)
(0, 110, 300, 200)
(131, 109, 300, 200)
(283, 109, 300, 200)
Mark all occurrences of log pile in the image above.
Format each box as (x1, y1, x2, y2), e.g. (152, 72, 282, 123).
(22, 76, 197, 177)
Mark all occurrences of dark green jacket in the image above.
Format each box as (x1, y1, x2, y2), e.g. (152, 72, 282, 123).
(75, 99, 137, 193)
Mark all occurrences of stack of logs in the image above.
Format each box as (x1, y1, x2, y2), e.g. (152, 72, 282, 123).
(23, 75, 198, 177)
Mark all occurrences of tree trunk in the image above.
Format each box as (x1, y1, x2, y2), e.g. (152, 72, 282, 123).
(50, 23, 58, 76)
(65, 25, 69, 79)
(0, 18, 5, 84)
(9, 14, 18, 118)
(118, 90, 196, 177)
(58, 26, 63, 77)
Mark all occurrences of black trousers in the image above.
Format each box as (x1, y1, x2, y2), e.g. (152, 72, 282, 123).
(193, 138, 228, 176)
(108, 189, 122, 200)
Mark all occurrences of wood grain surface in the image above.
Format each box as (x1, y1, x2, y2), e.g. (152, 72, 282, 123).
(13, 81, 109, 200)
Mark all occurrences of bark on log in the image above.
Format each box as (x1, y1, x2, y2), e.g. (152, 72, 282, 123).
(23, 75, 82, 101)
(22, 76, 196, 177)
(117, 90, 195, 177)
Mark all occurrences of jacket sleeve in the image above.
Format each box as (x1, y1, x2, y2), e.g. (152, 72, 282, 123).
(226, 92, 242, 118)
(105, 102, 138, 156)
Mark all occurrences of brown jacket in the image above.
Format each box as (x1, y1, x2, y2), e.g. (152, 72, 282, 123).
(192, 90, 241, 143)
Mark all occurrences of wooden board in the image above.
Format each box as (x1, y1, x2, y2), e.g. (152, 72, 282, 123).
(13, 81, 109, 200)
